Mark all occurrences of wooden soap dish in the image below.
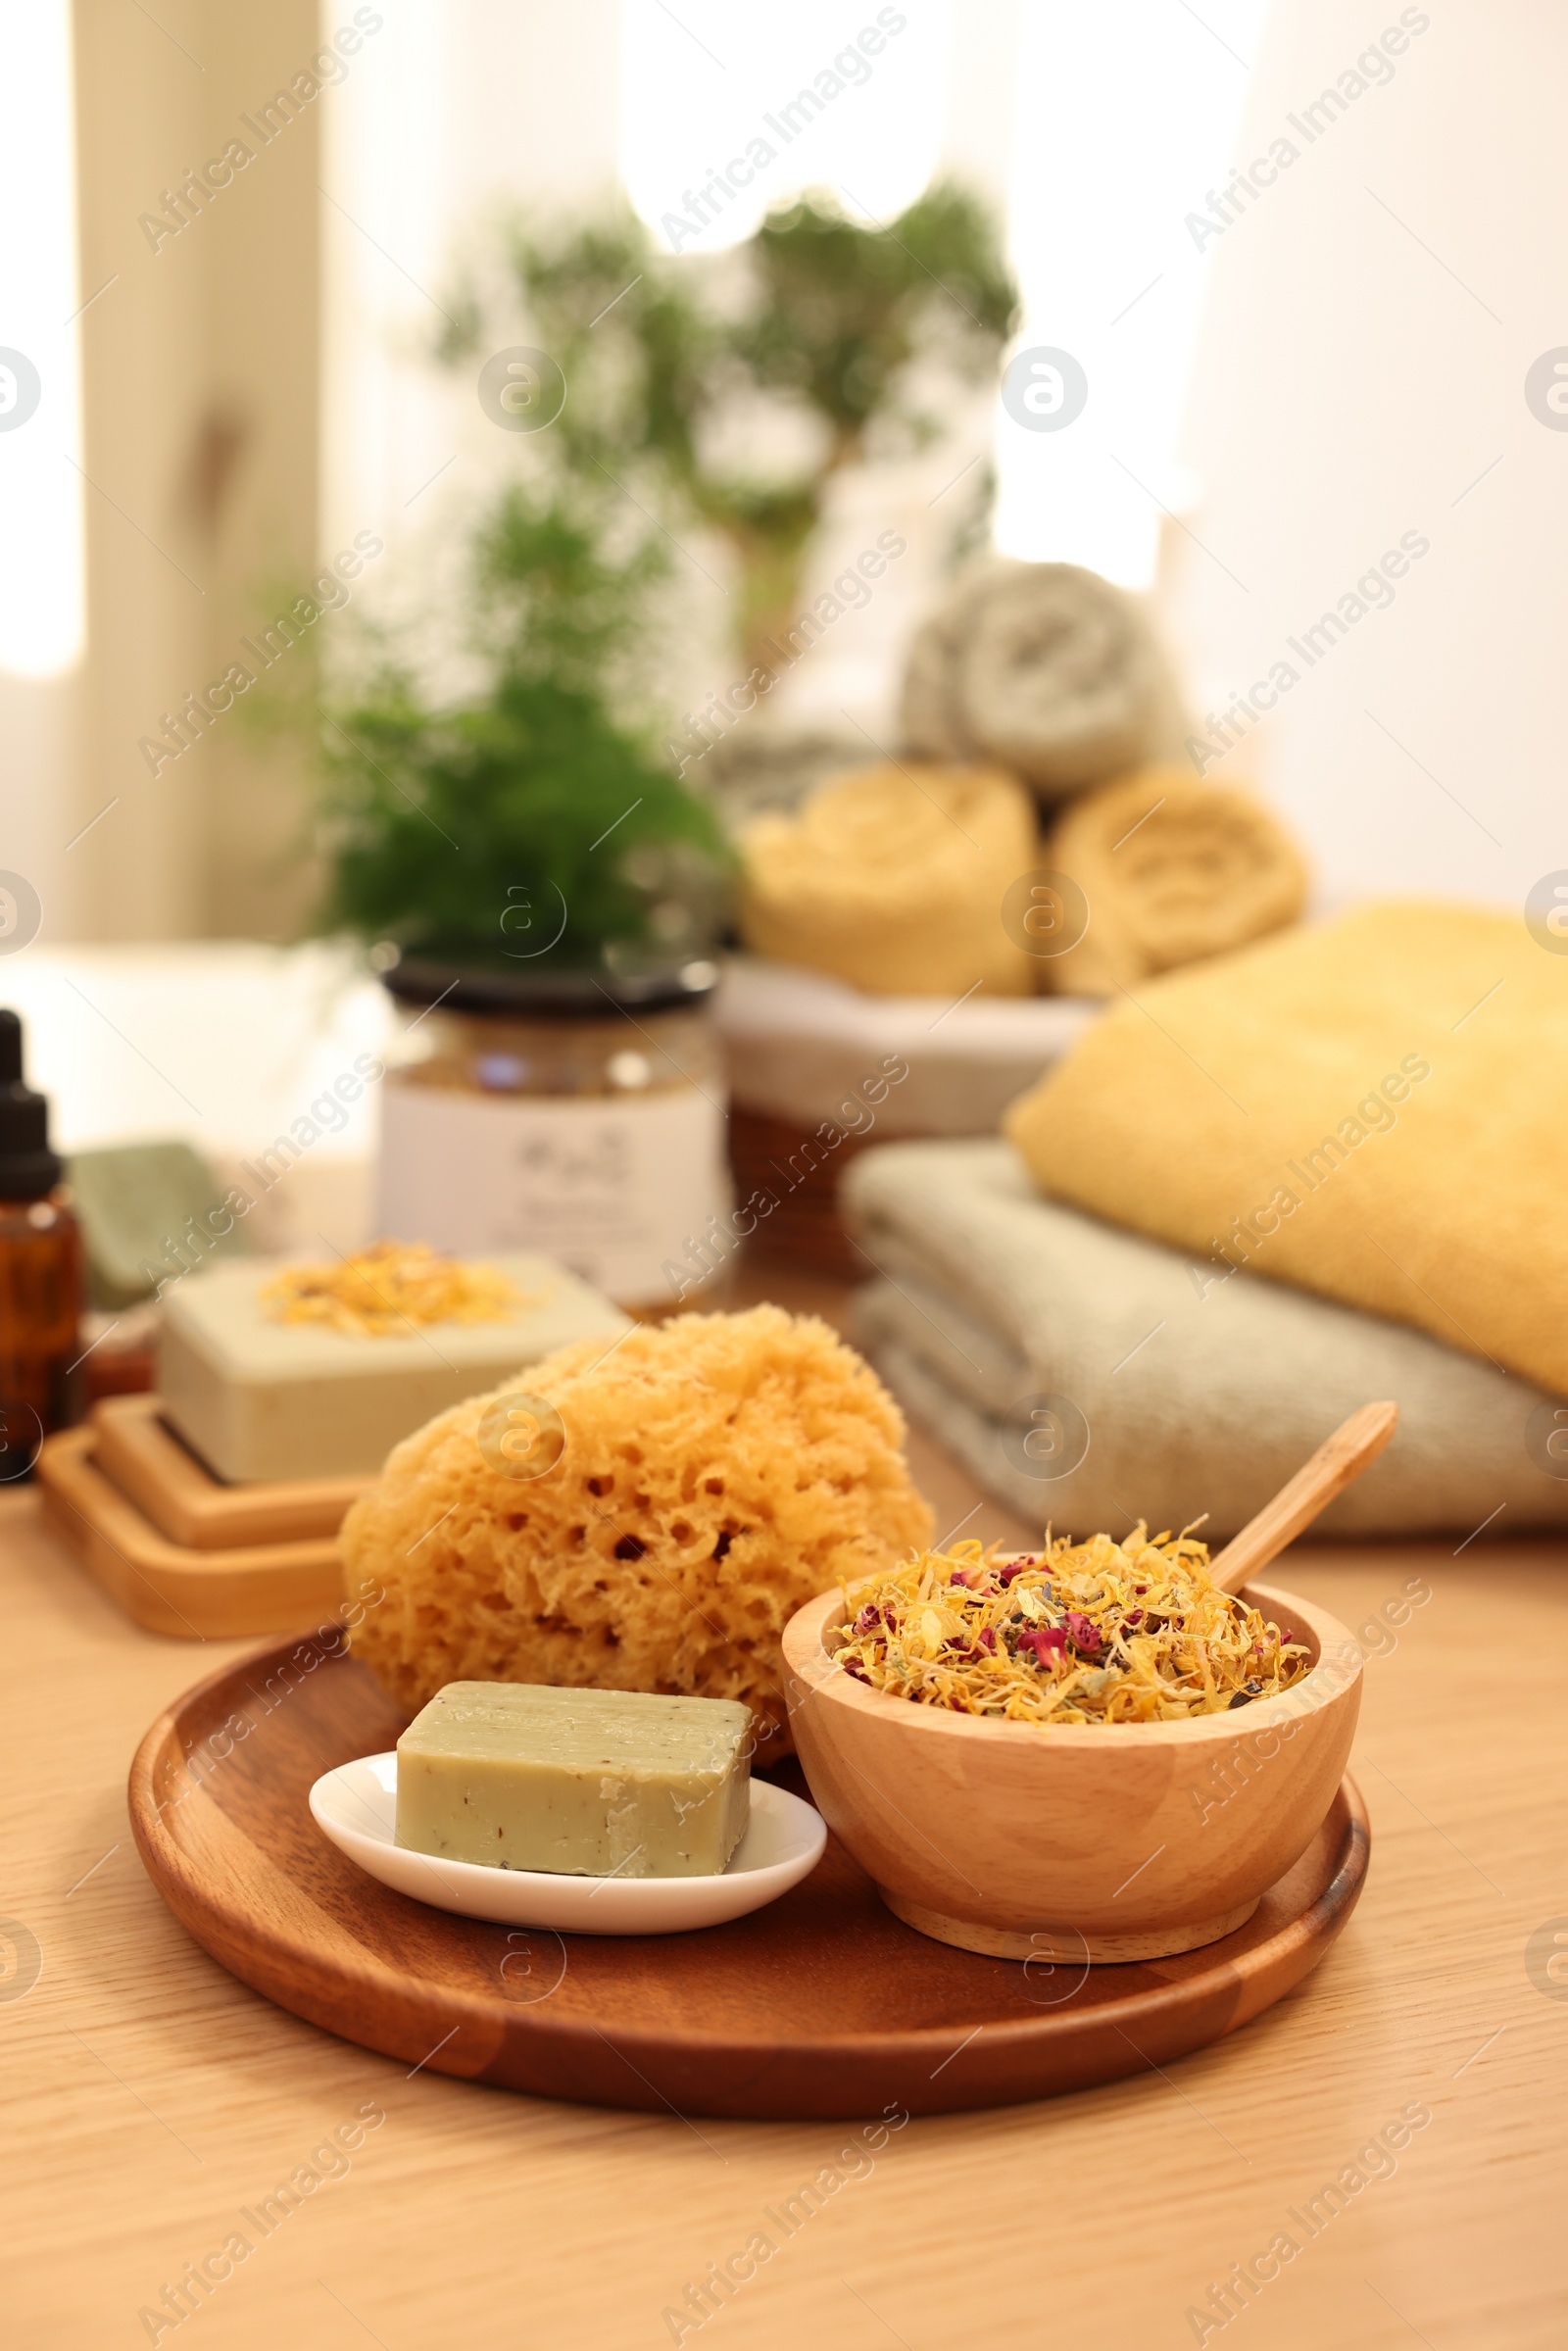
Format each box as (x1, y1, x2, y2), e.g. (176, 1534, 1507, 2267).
(92, 1394, 369, 1548)
(37, 1426, 346, 1641)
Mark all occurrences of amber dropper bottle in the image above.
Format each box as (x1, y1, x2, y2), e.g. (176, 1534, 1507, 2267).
(0, 1009, 81, 1479)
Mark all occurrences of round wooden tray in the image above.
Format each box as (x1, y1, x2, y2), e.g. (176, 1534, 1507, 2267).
(127, 1632, 1370, 2121)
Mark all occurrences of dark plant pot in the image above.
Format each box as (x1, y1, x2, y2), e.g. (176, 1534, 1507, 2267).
(378, 952, 720, 1021)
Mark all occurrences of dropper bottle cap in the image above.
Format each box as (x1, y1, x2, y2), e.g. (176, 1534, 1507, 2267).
(0, 1010, 63, 1200)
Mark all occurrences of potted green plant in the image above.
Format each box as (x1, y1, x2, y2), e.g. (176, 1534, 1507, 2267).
(439, 181, 1018, 675)
(293, 485, 736, 1302)
(270, 183, 1015, 1299)
(318, 489, 730, 982)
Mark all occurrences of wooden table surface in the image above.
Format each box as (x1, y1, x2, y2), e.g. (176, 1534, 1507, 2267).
(4, 1259, 1566, 2350)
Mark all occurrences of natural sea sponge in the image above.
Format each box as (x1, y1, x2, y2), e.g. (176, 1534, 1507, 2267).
(343, 1304, 933, 1753)
(738, 759, 1038, 998)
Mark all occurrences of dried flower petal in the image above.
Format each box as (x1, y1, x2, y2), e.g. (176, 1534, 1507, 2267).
(1064, 1610, 1102, 1654)
(827, 1528, 1309, 1728)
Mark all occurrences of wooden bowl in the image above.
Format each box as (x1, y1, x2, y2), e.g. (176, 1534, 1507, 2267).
(781, 1581, 1361, 1962)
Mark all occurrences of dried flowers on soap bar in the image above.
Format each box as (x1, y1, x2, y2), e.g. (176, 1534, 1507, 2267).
(260, 1240, 525, 1337)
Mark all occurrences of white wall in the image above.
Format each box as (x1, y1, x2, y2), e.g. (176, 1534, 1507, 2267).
(1168, 0, 1568, 908)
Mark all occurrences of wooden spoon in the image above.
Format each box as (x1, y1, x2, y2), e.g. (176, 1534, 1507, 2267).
(1206, 1400, 1399, 1595)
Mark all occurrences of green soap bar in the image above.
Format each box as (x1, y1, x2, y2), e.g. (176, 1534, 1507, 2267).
(159, 1251, 626, 1482)
(67, 1141, 246, 1310)
(395, 1682, 753, 1879)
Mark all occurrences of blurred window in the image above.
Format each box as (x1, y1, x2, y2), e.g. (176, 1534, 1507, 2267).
(0, 0, 83, 675)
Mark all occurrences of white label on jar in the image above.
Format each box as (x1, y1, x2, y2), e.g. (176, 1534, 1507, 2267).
(376, 1083, 729, 1307)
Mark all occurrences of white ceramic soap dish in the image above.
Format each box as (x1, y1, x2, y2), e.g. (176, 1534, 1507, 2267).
(309, 1753, 826, 1935)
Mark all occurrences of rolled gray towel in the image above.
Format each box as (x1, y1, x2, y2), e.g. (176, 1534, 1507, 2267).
(843, 1136, 1567, 1540)
(899, 561, 1190, 802)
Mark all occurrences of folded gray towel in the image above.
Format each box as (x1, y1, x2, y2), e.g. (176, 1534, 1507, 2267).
(844, 1137, 1565, 1539)
(898, 561, 1190, 802)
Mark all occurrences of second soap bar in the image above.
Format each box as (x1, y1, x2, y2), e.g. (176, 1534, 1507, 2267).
(395, 1682, 753, 1879)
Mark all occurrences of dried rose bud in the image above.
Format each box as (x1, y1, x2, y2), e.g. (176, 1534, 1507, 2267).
(1065, 1610, 1102, 1655)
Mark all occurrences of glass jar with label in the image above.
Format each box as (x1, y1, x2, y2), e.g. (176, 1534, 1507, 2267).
(374, 957, 728, 1311)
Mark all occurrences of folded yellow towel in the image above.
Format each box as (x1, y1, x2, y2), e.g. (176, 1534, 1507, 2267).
(1042, 769, 1307, 995)
(738, 760, 1037, 998)
(1005, 900, 1568, 1394)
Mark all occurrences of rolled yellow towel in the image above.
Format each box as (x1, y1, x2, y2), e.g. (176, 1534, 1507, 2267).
(1004, 900, 1568, 1395)
(738, 760, 1038, 998)
(1041, 768, 1307, 995)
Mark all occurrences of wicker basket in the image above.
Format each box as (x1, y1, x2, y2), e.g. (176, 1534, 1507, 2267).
(725, 1104, 903, 1278)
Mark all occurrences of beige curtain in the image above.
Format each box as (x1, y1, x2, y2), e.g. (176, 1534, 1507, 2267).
(72, 0, 321, 940)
